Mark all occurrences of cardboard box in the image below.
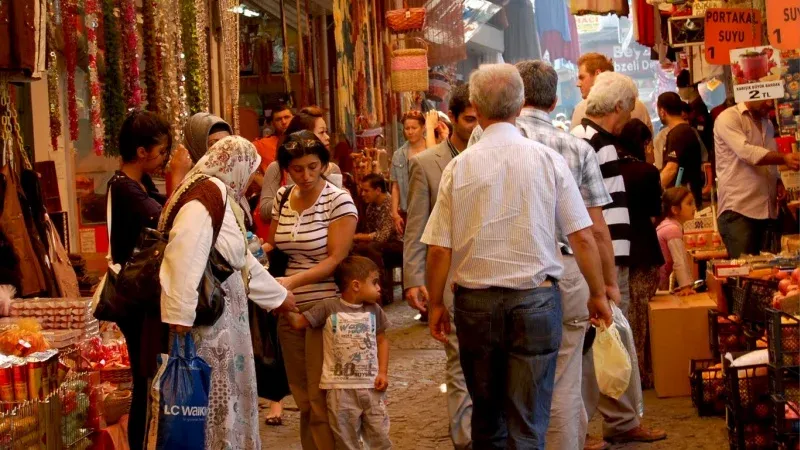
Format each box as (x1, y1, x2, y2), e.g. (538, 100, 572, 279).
(706, 271, 728, 313)
(649, 293, 716, 398)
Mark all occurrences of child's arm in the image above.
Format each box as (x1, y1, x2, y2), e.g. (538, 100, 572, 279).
(667, 238, 693, 289)
(374, 331, 389, 391)
(285, 311, 311, 330)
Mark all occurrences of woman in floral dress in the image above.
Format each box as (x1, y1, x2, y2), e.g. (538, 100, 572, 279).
(155, 136, 296, 449)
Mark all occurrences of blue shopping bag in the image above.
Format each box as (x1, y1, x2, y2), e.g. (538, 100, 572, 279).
(146, 333, 212, 450)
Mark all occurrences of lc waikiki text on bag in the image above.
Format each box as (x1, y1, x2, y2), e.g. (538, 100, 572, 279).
(146, 333, 212, 450)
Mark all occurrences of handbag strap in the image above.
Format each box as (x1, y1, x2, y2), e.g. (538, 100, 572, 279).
(276, 185, 294, 222)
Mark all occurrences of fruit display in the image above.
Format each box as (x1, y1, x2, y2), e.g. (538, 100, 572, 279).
(690, 359, 725, 416)
(708, 310, 755, 358)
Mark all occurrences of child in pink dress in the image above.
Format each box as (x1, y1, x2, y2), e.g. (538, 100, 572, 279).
(656, 187, 697, 294)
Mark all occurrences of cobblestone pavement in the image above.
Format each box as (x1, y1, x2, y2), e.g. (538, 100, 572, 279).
(260, 300, 728, 449)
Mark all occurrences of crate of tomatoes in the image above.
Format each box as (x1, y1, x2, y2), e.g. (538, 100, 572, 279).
(690, 358, 725, 417)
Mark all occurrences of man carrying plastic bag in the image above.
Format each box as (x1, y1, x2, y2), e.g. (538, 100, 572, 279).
(146, 333, 212, 450)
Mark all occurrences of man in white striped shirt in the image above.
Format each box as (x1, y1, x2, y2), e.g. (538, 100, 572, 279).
(421, 63, 612, 449)
(572, 72, 667, 447)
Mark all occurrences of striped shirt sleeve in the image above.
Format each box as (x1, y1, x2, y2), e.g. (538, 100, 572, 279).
(328, 191, 358, 222)
(554, 157, 593, 236)
(421, 164, 454, 249)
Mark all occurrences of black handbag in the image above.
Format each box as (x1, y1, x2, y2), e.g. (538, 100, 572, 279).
(249, 302, 290, 401)
(267, 185, 294, 277)
(95, 177, 233, 326)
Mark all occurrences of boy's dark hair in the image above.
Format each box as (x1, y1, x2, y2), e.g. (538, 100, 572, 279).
(277, 130, 331, 170)
(448, 84, 471, 120)
(361, 173, 387, 193)
(335, 256, 379, 292)
(119, 110, 173, 162)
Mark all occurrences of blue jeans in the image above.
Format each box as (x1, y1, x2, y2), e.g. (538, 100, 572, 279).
(454, 284, 562, 450)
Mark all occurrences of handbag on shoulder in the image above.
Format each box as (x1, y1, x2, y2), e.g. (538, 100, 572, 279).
(95, 176, 233, 327)
(267, 185, 294, 277)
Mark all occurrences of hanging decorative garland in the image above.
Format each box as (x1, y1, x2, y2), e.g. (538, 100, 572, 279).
(46, 0, 62, 151)
(195, 0, 209, 111)
(63, 0, 78, 141)
(155, 0, 188, 144)
(180, 0, 204, 115)
(120, 0, 142, 108)
(142, 0, 159, 111)
(101, 0, 126, 156)
(219, 0, 239, 132)
(85, 0, 103, 155)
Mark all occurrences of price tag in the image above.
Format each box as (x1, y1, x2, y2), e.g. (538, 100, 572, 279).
(729, 46, 785, 103)
(704, 8, 763, 64)
(767, 0, 800, 50)
(732, 81, 785, 103)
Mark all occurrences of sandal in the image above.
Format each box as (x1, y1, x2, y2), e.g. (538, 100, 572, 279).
(264, 416, 283, 426)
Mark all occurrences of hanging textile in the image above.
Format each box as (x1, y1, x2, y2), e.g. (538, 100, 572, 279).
(540, 6, 580, 64)
(0, 0, 47, 78)
(634, 0, 655, 48)
(571, 0, 629, 17)
(504, 0, 542, 63)
(333, 0, 356, 143)
(535, 0, 571, 42)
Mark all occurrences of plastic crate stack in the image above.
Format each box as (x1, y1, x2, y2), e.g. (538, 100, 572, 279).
(724, 355, 774, 449)
(766, 309, 800, 449)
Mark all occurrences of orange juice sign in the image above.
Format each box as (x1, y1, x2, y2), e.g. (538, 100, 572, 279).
(704, 9, 763, 65)
(767, 0, 800, 50)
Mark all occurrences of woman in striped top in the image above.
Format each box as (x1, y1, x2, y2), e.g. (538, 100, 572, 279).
(268, 130, 358, 449)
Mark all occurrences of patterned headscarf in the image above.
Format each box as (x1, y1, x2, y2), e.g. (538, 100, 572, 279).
(184, 113, 233, 163)
(160, 135, 261, 232)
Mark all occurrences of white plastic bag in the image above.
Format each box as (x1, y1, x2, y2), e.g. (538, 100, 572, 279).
(609, 303, 644, 417)
(592, 320, 631, 400)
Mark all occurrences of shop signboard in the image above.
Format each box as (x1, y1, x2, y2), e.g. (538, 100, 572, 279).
(729, 46, 785, 103)
(767, 0, 800, 51)
(776, 49, 799, 136)
(704, 8, 763, 65)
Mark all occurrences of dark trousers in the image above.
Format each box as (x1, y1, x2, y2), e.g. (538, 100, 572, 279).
(118, 319, 146, 450)
(717, 210, 772, 259)
(454, 283, 562, 450)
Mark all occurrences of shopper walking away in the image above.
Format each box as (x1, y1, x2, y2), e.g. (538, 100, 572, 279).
(286, 256, 392, 450)
(469, 61, 620, 450)
(572, 72, 667, 449)
(617, 119, 665, 389)
(404, 84, 478, 449)
(714, 100, 800, 258)
(423, 63, 612, 449)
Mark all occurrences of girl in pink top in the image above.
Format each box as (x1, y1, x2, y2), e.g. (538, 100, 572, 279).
(656, 187, 697, 294)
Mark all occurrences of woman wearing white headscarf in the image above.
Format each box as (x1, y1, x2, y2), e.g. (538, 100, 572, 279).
(157, 135, 296, 449)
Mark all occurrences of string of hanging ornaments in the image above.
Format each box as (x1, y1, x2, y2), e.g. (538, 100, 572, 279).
(46, 0, 62, 152)
(86, 0, 105, 155)
(101, 0, 126, 156)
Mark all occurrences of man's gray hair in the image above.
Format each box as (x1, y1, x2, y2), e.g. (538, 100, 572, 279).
(516, 60, 558, 109)
(468, 64, 524, 121)
(585, 72, 638, 117)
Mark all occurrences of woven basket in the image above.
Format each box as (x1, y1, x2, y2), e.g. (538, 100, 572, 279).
(104, 390, 132, 425)
(391, 38, 429, 93)
(101, 367, 133, 386)
(386, 1, 425, 33)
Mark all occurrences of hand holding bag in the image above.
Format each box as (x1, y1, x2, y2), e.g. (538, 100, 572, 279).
(592, 312, 632, 400)
(146, 333, 212, 450)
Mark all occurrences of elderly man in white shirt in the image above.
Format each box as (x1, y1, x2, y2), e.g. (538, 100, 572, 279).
(421, 63, 613, 449)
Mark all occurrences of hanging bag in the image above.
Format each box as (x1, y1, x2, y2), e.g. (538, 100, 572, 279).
(391, 37, 429, 93)
(90, 178, 122, 319)
(44, 213, 79, 298)
(592, 310, 632, 400)
(146, 333, 212, 450)
(267, 185, 294, 277)
(385, 0, 426, 34)
(94, 176, 233, 327)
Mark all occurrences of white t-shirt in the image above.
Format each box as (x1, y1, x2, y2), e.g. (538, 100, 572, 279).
(303, 297, 390, 389)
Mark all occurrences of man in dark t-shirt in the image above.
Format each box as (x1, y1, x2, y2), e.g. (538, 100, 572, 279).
(658, 92, 704, 208)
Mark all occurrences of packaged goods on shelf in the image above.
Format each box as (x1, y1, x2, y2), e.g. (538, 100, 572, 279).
(8, 298, 95, 331)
